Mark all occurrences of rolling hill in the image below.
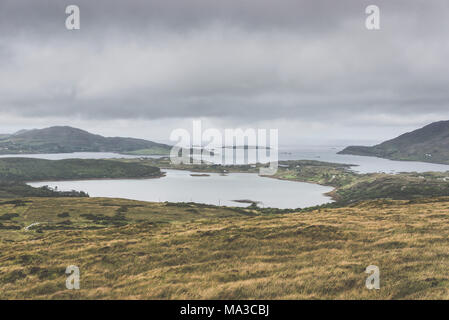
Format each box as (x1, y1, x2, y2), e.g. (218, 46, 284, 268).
(0, 126, 171, 155)
(339, 120, 449, 164)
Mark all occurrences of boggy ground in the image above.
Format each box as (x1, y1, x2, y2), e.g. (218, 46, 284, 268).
(0, 196, 448, 299)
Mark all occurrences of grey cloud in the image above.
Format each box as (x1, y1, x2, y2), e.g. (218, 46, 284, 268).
(0, 0, 366, 35)
(0, 0, 448, 135)
(2, 0, 447, 36)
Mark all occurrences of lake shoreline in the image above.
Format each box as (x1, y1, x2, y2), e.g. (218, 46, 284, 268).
(259, 174, 338, 201)
(28, 169, 334, 209)
(25, 172, 166, 184)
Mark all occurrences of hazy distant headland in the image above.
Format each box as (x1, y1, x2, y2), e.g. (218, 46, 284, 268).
(339, 120, 449, 165)
(0, 126, 171, 156)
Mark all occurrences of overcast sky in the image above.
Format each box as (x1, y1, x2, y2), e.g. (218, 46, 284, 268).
(0, 0, 448, 146)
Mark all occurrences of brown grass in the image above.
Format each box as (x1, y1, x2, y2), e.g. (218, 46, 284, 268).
(0, 197, 448, 299)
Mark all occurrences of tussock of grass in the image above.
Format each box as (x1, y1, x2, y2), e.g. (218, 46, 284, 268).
(0, 197, 448, 299)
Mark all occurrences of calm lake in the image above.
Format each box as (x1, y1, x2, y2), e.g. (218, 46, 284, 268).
(13, 146, 449, 208)
(28, 169, 334, 209)
(4, 147, 449, 173)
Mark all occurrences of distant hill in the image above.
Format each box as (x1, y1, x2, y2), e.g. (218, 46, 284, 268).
(339, 120, 449, 164)
(0, 126, 171, 155)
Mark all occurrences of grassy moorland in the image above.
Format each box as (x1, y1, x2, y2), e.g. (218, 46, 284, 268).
(0, 182, 88, 199)
(0, 155, 448, 299)
(0, 196, 448, 299)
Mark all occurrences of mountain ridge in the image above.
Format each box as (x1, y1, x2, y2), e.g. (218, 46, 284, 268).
(0, 126, 172, 155)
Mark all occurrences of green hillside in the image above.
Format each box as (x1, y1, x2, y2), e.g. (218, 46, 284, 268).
(339, 120, 449, 164)
(0, 126, 171, 155)
(0, 158, 162, 182)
